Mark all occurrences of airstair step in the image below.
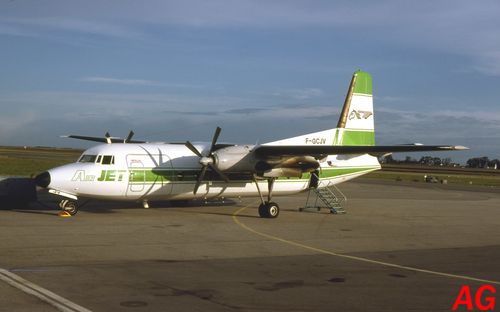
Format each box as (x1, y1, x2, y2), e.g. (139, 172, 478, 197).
(302, 184, 347, 214)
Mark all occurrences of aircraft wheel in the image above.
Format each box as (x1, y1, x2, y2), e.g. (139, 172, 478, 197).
(62, 200, 78, 215)
(258, 202, 279, 218)
(266, 202, 280, 218)
(258, 203, 268, 218)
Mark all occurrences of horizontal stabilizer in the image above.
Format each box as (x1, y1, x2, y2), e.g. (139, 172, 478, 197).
(255, 145, 468, 157)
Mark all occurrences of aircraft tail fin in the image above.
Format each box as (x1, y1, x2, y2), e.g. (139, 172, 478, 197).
(334, 70, 375, 146)
(264, 70, 375, 147)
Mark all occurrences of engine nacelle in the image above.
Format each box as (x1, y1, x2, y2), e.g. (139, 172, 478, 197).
(262, 168, 303, 178)
(213, 145, 257, 172)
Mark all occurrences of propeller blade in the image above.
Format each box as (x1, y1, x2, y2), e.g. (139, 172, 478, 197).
(185, 141, 203, 158)
(189, 126, 229, 195)
(209, 126, 222, 154)
(139, 146, 159, 167)
(125, 130, 134, 143)
(208, 164, 229, 182)
(105, 132, 112, 144)
(193, 165, 208, 195)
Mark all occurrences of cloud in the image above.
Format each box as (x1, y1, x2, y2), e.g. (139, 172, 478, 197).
(80, 77, 209, 89)
(0, 17, 143, 39)
(1, 89, 498, 162)
(471, 51, 500, 76)
(375, 106, 500, 146)
(0, 23, 37, 37)
(224, 108, 270, 114)
(2, 1, 500, 75)
(372, 107, 500, 162)
(81, 77, 164, 87)
(163, 110, 219, 116)
(272, 88, 324, 100)
(0, 111, 37, 143)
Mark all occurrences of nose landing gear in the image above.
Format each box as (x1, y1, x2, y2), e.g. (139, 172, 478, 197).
(59, 199, 79, 216)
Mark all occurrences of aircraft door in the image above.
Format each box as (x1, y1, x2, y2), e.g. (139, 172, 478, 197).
(127, 157, 145, 194)
(309, 169, 319, 189)
(126, 153, 173, 198)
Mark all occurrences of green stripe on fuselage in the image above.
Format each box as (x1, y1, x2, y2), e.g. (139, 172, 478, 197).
(319, 167, 378, 178)
(103, 166, 379, 184)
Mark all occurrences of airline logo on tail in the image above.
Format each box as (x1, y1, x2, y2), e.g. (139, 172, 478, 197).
(349, 110, 373, 120)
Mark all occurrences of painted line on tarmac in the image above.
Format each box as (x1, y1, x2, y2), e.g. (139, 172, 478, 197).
(0, 268, 92, 312)
(232, 205, 500, 286)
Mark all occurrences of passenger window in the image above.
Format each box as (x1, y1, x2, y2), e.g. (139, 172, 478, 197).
(102, 155, 114, 165)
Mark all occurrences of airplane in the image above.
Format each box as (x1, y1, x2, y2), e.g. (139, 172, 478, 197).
(34, 70, 467, 217)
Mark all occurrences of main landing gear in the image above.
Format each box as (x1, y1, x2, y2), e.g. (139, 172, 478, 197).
(59, 199, 78, 216)
(254, 177, 279, 218)
(258, 201, 279, 218)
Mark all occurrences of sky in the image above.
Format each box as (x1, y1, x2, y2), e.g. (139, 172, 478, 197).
(1, 0, 499, 163)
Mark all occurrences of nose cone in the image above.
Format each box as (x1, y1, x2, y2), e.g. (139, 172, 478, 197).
(35, 171, 51, 188)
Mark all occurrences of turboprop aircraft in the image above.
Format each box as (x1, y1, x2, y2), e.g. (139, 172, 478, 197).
(35, 71, 467, 217)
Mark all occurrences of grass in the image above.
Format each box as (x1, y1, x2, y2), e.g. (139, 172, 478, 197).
(365, 170, 500, 187)
(0, 146, 81, 176)
(2, 146, 500, 188)
(0, 157, 72, 176)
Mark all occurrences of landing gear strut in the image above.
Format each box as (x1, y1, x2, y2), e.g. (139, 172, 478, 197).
(59, 199, 78, 216)
(254, 177, 280, 218)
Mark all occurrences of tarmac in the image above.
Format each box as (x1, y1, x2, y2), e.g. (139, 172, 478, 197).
(0, 179, 499, 311)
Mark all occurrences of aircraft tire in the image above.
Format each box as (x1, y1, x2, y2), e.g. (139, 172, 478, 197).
(63, 200, 78, 216)
(258, 202, 279, 218)
(258, 203, 269, 218)
(266, 202, 279, 218)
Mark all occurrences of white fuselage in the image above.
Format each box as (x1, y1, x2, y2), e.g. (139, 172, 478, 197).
(45, 143, 380, 202)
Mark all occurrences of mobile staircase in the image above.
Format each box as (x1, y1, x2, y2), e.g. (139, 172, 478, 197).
(301, 174, 347, 214)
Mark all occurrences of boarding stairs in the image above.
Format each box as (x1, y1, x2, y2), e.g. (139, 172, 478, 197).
(301, 174, 347, 214)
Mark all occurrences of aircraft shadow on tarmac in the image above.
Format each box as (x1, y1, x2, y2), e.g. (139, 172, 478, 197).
(0, 177, 37, 210)
(1, 178, 287, 218)
(1, 185, 257, 217)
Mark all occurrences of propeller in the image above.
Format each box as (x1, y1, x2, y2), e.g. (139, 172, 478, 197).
(124, 130, 134, 143)
(185, 126, 229, 194)
(105, 132, 112, 144)
(105, 131, 135, 144)
(63, 130, 146, 144)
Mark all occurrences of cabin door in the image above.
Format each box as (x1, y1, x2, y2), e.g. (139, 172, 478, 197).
(125, 153, 173, 198)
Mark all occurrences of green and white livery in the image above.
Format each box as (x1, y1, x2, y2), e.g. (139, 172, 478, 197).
(35, 71, 467, 218)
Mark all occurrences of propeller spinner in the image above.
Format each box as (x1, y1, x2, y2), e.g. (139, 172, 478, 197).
(185, 126, 229, 194)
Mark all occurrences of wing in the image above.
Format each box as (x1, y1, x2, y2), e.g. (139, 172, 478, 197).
(62, 135, 147, 144)
(62, 131, 147, 144)
(254, 144, 468, 158)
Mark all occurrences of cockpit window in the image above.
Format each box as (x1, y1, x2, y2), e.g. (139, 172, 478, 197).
(102, 155, 114, 165)
(78, 154, 114, 164)
(79, 155, 97, 163)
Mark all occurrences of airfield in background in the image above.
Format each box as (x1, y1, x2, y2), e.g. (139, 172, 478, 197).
(0, 175, 499, 311)
(2, 145, 500, 188)
(1, 146, 499, 311)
